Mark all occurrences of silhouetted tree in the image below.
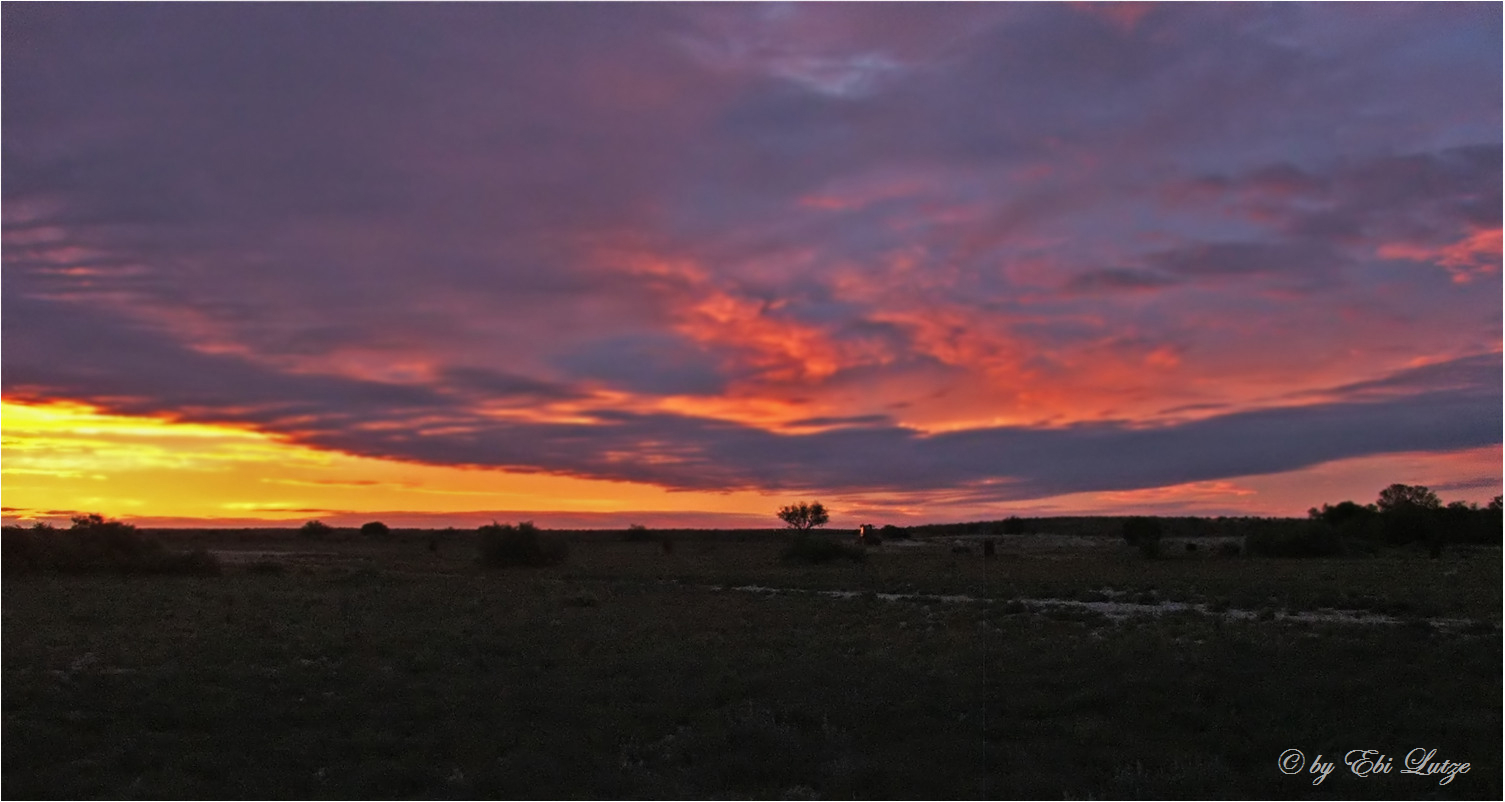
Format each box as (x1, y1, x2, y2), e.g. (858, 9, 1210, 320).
(1487, 497, 1505, 545)
(1374, 484, 1440, 547)
(1376, 483, 1441, 514)
(72, 513, 114, 530)
(777, 502, 829, 531)
(1001, 516, 1027, 535)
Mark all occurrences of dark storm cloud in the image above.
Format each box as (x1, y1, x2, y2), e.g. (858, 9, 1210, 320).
(437, 368, 584, 405)
(1173, 145, 1501, 247)
(1063, 268, 1180, 296)
(552, 334, 730, 396)
(1309, 353, 1502, 401)
(3, 3, 1500, 504)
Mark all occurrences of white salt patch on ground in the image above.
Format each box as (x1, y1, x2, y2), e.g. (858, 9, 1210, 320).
(713, 584, 1485, 630)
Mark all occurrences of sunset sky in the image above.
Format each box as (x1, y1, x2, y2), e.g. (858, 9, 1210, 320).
(3, 3, 1500, 529)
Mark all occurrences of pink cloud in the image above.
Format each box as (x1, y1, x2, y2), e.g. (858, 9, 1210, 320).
(1378, 226, 1502, 284)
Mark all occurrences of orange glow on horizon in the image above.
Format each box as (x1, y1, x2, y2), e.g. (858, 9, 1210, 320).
(0, 397, 781, 527)
(4, 395, 1496, 527)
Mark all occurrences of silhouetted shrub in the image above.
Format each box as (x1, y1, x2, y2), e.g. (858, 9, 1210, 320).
(477, 521, 568, 568)
(781, 534, 865, 564)
(624, 524, 655, 543)
(2, 515, 220, 575)
(300, 520, 335, 539)
(1123, 517, 1163, 558)
(360, 521, 391, 538)
(2, 523, 55, 572)
(1246, 522, 1344, 558)
(879, 524, 910, 540)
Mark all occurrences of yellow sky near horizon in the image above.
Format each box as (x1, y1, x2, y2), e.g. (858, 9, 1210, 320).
(2, 397, 1498, 528)
(0, 397, 781, 527)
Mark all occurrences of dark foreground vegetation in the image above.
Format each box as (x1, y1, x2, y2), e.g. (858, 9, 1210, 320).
(1, 515, 219, 576)
(3, 499, 1499, 799)
(477, 521, 568, 568)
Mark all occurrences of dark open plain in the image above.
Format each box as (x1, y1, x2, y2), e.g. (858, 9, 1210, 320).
(4, 529, 1499, 799)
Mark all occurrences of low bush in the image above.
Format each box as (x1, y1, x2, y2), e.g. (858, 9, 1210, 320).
(300, 520, 335, 539)
(780, 534, 865, 564)
(1245, 522, 1344, 558)
(1, 516, 220, 575)
(360, 521, 391, 538)
(477, 521, 568, 568)
(1122, 517, 1163, 558)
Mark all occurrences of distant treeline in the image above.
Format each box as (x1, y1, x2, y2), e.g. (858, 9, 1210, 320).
(9, 482, 1499, 560)
(904, 484, 1502, 547)
(1302, 484, 1502, 554)
(902, 516, 1264, 539)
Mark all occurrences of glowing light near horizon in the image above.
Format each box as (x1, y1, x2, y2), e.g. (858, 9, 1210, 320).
(3, 397, 1497, 527)
(0, 398, 779, 527)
